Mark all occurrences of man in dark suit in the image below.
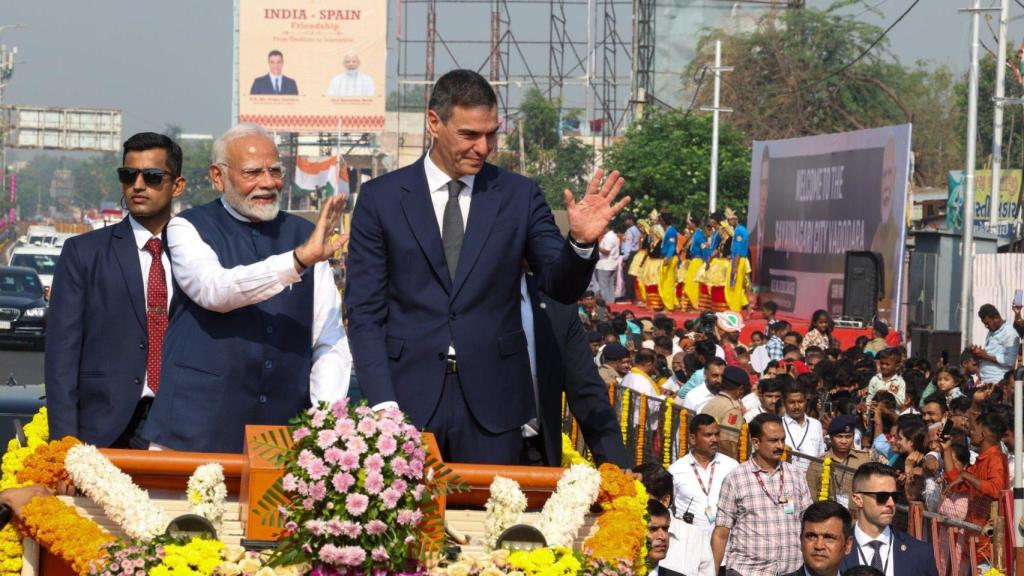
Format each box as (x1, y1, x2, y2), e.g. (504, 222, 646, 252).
(46, 132, 185, 447)
(250, 50, 298, 95)
(524, 274, 629, 468)
(839, 463, 938, 576)
(345, 69, 628, 464)
(781, 501, 854, 576)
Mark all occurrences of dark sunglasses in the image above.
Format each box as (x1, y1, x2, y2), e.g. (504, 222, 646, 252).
(117, 167, 172, 186)
(858, 491, 899, 504)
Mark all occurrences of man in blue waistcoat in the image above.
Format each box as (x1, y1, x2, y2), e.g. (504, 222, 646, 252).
(140, 123, 351, 453)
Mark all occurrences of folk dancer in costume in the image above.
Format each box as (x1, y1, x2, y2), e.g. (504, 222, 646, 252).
(657, 211, 681, 311)
(684, 215, 708, 310)
(629, 211, 665, 310)
(724, 207, 751, 312)
(676, 215, 697, 311)
(702, 212, 732, 312)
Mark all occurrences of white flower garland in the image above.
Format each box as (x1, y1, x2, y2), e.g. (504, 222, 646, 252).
(483, 476, 527, 550)
(63, 444, 169, 540)
(187, 463, 228, 530)
(536, 464, 601, 547)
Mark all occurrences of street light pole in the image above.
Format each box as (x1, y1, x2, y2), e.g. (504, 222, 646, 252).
(700, 39, 732, 214)
(990, 0, 1010, 233)
(959, 0, 986, 348)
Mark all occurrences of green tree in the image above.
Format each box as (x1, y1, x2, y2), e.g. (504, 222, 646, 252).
(386, 84, 427, 112)
(603, 109, 751, 219)
(955, 52, 1024, 171)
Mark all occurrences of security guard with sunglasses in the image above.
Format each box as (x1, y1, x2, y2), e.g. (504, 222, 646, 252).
(46, 132, 186, 447)
(839, 462, 938, 576)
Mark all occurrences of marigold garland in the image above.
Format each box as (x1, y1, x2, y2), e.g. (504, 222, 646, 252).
(818, 457, 832, 502)
(678, 410, 688, 454)
(607, 383, 615, 407)
(19, 496, 115, 576)
(0, 407, 49, 576)
(662, 408, 673, 467)
(16, 436, 81, 488)
(584, 464, 648, 571)
(570, 417, 579, 447)
(619, 389, 631, 448)
(635, 400, 647, 466)
(737, 423, 748, 463)
(560, 434, 591, 468)
(781, 445, 790, 463)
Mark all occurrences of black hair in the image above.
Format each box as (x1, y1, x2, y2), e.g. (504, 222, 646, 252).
(978, 303, 1000, 320)
(805, 345, 824, 357)
(977, 410, 1009, 438)
(695, 339, 717, 362)
(949, 441, 971, 467)
(268, 49, 283, 59)
(801, 500, 853, 539)
(428, 69, 498, 123)
(653, 336, 673, 351)
(782, 379, 806, 399)
(749, 412, 783, 440)
(771, 320, 791, 334)
(634, 349, 658, 366)
(948, 395, 972, 414)
(654, 316, 676, 334)
(751, 330, 766, 341)
(647, 498, 671, 520)
(122, 132, 183, 178)
(705, 356, 726, 369)
(896, 417, 928, 453)
(689, 413, 717, 435)
(784, 331, 804, 343)
(922, 393, 948, 412)
(759, 377, 784, 395)
(872, 390, 898, 412)
(782, 344, 801, 357)
(633, 463, 673, 503)
(763, 301, 778, 313)
(852, 462, 898, 491)
(658, 211, 674, 226)
(875, 347, 901, 362)
(809, 309, 832, 333)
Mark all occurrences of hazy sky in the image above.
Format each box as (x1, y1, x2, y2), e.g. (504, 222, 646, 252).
(0, 0, 982, 141)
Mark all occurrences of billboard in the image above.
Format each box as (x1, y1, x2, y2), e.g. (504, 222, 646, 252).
(747, 124, 912, 325)
(236, 0, 386, 133)
(5, 106, 121, 152)
(946, 169, 1020, 238)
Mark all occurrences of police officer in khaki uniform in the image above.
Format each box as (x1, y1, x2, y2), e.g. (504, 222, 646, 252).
(598, 343, 631, 388)
(805, 414, 869, 512)
(700, 365, 747, 459)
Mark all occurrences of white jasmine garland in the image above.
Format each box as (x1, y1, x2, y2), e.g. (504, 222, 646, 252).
(483, 476, 527, 550)
(536, 464, 601, 547)
(187, 463, 228, 530)
(63, 443, 169, 540)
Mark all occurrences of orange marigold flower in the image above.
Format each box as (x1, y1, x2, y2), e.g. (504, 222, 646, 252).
(18, 495, 113, 576)
(16, 437, 81, 489)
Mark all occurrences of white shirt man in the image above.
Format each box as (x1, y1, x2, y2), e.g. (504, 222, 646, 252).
(682, 383, 715, 413)
(129, 216, 172, 399)
(782, 412, 827, 474)
(593, 229, 619, 303)
(326, 70, 376, 97)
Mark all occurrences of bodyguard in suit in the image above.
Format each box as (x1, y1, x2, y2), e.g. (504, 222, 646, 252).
(250, 50, 299, 95)
(46, 133, 185, 447)
(523, 274, 629, 468)
(345, 69, 629, 464)
(839, 463, 938, 576)
(140, 123, 351, 453)
(781, 501, 854, 576)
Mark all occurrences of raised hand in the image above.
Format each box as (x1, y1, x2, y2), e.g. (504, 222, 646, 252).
(564, 169, 630, 245)
(295, 195, 348, 270)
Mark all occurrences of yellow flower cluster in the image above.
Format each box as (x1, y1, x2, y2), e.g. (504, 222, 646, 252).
(584, 465, 648, 571)
(635, 401, 647, 466)
(151, 538, 224, 576)
(507, 546, 580, 576)
(678, 411, 687, 454)
(662, 408, 673, 467)
(0, 407, 49, 576)
(818, 457, 832, 502)
(737, 423, 748, 463)
(560, 434, 591, 468)
(982, 569, 1007, 576)
(619, 390, 631, 448)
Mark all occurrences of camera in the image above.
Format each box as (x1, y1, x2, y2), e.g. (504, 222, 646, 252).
(697, 311, 718, 338)
(682, 511, 695, 524)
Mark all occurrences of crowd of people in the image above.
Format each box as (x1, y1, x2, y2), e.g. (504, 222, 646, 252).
(578, 296, 1022, 575)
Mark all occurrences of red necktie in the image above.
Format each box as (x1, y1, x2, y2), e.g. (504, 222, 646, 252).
(143, 238, 168, 394)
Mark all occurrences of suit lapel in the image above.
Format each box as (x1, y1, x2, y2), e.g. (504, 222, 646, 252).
(111, 217, 146, 330)
(400, 159, 452, 293)
(452, 165, 501, 299)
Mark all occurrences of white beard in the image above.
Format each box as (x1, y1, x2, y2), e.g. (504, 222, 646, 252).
(223, 181, 280, 222)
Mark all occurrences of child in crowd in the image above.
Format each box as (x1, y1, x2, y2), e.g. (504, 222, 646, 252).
(867, 347, 906, 405)
(761, 300, 778, 326)
(749, 331, 766, 349)
(933, 366, 965, 405)
(893, 417, 928, 502)
(959, 349, 981, 390)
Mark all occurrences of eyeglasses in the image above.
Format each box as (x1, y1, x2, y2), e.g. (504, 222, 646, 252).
(216, 163, 286, 182)
(858, 491, 900, 505)
(117, 167, 172, 187)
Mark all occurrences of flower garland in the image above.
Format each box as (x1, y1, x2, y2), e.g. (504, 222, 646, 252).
(583, 464, 648, 571)
(570, 418, 579, 447)
(187, 463, 228, 531)
(16, 436, 80, 488)
(484, 476, 527, 550)
(619, 389, 630, 448)
(560, 434, 590, 468)
(536, 465, 602, 548)
(662, 408, 673, 467)
(781, 445, 790, 463)
(19, 495, 115, 576)
(678, 410, 687, 454)
(0, 407, 49, 576)
(635, 400, 647, 466)
(818, 457, 832, 502)
(64, 444, 169, 541)
(737, 423, 748, 463)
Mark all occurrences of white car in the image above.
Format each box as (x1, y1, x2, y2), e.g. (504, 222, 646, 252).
(8, 246, 62, 290)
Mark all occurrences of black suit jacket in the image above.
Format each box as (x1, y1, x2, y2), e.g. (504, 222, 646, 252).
(839, 528, 938, 576)
(250, 74, 298, 95)
(527, 275, 629, 468)
(45, 218, 152, 446)
(780, 566, 807, 576)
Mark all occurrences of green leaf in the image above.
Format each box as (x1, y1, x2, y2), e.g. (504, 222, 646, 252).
(254, 477, 290, 528)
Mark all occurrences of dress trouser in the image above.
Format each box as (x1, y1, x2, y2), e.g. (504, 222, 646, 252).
(424, 371, 526, 465)
(622, 252, 637, 302)
(111, 396, 153, 449)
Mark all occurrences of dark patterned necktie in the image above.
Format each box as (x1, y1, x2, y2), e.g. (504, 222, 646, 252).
(143, 237, 167, 393)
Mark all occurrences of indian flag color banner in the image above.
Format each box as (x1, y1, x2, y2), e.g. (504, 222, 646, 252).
(294, 156, 349, 197)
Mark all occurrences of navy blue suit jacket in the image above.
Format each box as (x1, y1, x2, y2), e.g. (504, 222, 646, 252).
(45, 218, 151, 446)
(250, 74, 298, 95)
(528, 276, 629, 468)
(839, 528, 938, 576)
(344, 158, 597, 435)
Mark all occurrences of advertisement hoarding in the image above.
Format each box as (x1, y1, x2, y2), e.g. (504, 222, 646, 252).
(747, 124, 912, 325)
(236, 0, 386, 133)
(946, 169, 1020, 238)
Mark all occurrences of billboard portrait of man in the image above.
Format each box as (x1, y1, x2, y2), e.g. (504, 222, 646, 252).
(326, 52, 376, 97)
(250, 49, 299, 95)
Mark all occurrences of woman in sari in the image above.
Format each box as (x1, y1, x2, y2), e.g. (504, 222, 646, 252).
(656, 212, 680, 310)
(683, 215, 708, 310)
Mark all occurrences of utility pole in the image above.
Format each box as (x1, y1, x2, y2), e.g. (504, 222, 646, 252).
(0, 44, 16, 223)
(700, 39, 732, 214)
(990, 0, 1010, 233)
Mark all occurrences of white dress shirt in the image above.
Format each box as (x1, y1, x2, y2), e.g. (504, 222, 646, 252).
(662, 451, 739, 576)
(782, 413, 827, 474)
(520, 275, 540, 436)
(596, 230, 620, 271)
(682, 383, 716, 413)
(326, 71, 376, 97)
(128, 216, 173, 399)
(853, 524, 894, 576)
(164, 198, 351, 405)
(269, 74, 283, 93)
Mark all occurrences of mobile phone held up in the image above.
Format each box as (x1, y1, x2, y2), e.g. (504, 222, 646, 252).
(1014, 289, 1023, 308)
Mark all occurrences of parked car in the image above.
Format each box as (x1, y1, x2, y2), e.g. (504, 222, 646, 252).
(8, 245, 61, 290)
(0, 266, 47, 349)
